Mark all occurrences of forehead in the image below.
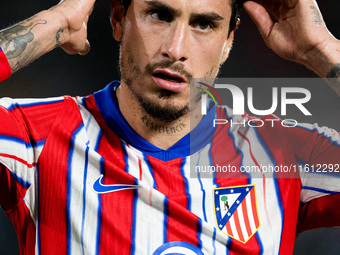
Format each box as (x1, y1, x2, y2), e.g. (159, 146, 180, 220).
(133, 0, 232, 18)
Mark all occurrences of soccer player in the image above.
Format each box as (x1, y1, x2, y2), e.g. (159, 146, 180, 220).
(0, 0, 339, 254)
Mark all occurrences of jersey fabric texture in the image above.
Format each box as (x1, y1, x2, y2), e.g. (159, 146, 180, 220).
(0, 47, 12, 82)
(1, 81, 340, 255)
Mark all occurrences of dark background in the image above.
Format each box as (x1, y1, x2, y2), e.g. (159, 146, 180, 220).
(1, 0, 340, 254)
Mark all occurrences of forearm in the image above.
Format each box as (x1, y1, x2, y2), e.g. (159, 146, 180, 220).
(303, 38, 340, 95)
(0, 10, 66, 74)
(243, 0, 340, 95)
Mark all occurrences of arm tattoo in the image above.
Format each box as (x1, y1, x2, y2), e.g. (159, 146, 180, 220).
(56, 28, 64, 46)
(0, 19, 47, 71)
(0, 19, 47, 59)
(327, 64, 340, 80)
(309, 6, 323, 26)
(327, 64, 340, 96)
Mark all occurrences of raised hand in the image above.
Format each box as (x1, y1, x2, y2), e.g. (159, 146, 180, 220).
(0, 0, 97, 74)
(243, 0, 340, 81)
(51, 0, 97, 55)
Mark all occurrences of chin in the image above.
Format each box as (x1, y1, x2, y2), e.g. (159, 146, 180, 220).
(138, 94, 189, 123)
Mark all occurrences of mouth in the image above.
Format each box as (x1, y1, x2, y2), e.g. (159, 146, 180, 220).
(152, 70, 188, 92)
(153, 71, 185, 83)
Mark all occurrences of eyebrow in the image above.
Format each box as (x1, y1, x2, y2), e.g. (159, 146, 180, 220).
(191, 12, 225, 22)
(145, 0, 182, 17)
(144, 1, 225, 23)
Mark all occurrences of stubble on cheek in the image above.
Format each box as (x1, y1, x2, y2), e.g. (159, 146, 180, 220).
(119, 43, 190, 123)
(120, 44, 142, 88)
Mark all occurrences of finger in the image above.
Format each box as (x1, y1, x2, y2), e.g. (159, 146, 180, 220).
(78, 39, 90, 55)
(243, 1, 274, 41)
(85, 14, 89, 24)
(281, 0, 298, 8)
(252, 0, 297, 9)
(245, 0, 281, 21)
(77, 20, 90, 55)
(58, 0, 97, 16)
(82, 0, 98, 14)
(87, 3, 95, 17)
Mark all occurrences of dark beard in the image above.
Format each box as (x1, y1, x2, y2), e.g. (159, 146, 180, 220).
(119, 46, 191, 123)
(134, 89, 189, 123)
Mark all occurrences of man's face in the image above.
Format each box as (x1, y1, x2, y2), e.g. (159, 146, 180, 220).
(116, 0, 233, 122)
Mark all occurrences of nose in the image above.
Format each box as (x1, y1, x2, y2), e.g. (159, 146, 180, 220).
(161, 22, 189, 62)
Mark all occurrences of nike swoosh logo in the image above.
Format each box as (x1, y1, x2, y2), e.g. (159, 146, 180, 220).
(92, 175, 139, 194)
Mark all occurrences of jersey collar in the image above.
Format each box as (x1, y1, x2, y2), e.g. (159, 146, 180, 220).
(93, 81, 217, 161)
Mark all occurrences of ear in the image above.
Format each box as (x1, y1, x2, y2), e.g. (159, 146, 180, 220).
(111, 0, 126, 42)
(220, 19, 240, 64)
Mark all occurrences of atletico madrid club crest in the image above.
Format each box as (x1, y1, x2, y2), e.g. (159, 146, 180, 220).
(213, 184, 260, 243)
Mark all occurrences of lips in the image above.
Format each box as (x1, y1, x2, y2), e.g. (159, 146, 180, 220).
(152, 69, 188, 92)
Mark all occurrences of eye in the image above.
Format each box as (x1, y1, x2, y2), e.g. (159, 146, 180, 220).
(150, 10, 173, 22)
(197, 23, 211, 31)
(192, 20, 214, 32)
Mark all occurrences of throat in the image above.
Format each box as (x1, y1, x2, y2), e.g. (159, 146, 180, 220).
(139, 115, 189, 149)
(141, 115, 188, 135)
(116, 82, 193, 150)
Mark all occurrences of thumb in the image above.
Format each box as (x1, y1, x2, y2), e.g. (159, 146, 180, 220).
(243, 1, 274, 43)
(78, 20, 90, 55)
(78, 39, 90, 55)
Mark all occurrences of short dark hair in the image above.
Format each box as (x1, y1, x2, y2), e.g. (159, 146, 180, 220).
(116, 0, 243, 35)
(229, 0, 243, 34)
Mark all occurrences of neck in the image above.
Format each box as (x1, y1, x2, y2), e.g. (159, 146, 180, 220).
(116, 83, 202, 150)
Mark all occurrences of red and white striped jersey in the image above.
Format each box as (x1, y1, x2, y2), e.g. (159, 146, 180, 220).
(1, 81, 340, 255)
